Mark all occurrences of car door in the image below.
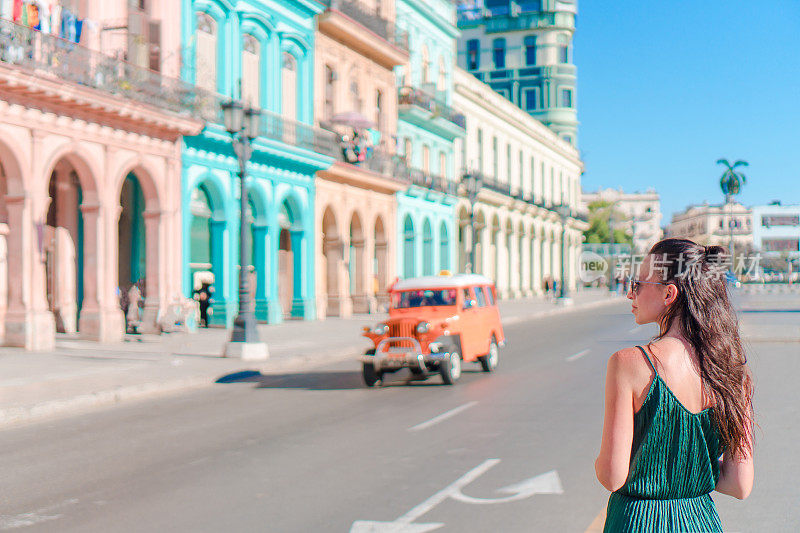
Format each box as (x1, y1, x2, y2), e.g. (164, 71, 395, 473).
(457, 286, 478, 359)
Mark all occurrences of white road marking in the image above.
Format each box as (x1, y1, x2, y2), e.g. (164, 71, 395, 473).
(350, 458, 563, 532)
(408, 401, 478, 432)
(0, 499, 78, 530)
(566, 349, 590, 362)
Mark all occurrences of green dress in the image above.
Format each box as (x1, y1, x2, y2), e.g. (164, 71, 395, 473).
(604, 345, 724, 532)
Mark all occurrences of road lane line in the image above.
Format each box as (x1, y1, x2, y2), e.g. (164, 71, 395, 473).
(566, 349, 590, 362)
(408, 401, 478, 432)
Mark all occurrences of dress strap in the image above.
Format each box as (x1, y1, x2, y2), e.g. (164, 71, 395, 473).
(636, 345, 658, 376)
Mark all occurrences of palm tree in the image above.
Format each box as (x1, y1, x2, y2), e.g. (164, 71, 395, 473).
(716, 158, 749, 261)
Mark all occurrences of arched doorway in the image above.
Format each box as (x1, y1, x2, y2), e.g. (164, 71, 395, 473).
(246, 188, 269, 321)
(474, 209, 486, 275)
(373, 216, 388, 309)
(490, 214, 500, 283)
(349, 212, 367, 313)
(118, 173, 146, 331)
(402, 215, 415, 279)
(44, 163, 84, 334)
(505, 219, 514, 295)
(422, 218, 433, 276)
(439, 221, 450, 272)
(278, 195, 304, 318)
(321, 206, 342, 317)
(189, 183, 226, 326)
(457, 205, 469, 273)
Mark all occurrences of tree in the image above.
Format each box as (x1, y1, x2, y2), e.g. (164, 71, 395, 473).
(717, 158, 749, 261)
(583, 200, 631, 245)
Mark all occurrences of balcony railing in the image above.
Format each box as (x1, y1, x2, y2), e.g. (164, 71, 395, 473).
(482, 176, 512, 196)
(324, 0, 409, 51)
(333, 143, 410, 182)
(199, 95, 339, 157)
(398, 86, 466, 129)
(0, 18, 214, 119)
(410, 169, 458, 196)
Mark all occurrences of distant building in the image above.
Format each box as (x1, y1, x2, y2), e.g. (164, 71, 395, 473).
(665, 201, 753, 252)
(581, 188, 663, 253)
(751, 202, 800, 253)
(455, 0, 579, 146)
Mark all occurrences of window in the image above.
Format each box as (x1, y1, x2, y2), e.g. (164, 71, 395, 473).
(422, 145, 430, 173)
(524, 35, 537, 66)
(561, 88, 573, 108)
(242, 34, 260, 106)
(421, 45, 430, 84)
(506, 144, 511, 182)
(484, 285, 496, 305)
(393, 289, 457, 308)
(437, 55, 446, 92)
(523, 88, 538, 110)
(375, 90, 383, 132)
(195, 12, 217, 92)
(474, 286, 487, 307)
(477, 128, 484, 173)
(281, 52, 297, 120)
(404, 138, 412, 163)
(563, 135, 573, 144)
(462, 288, 474, 307)
(324, 65, 336, 120)
(439, 151, 447, 178)
(557, 34, 570, 64)
(350, 79, 361, 112)
(492, 136, 498, 178)
(492, 38, 506, 69)
(467, 39, 479, 70)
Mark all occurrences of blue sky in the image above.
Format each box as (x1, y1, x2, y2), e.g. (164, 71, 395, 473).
(574, 0, 800, 224)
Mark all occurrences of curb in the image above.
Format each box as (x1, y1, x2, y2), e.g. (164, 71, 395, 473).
(0, 296, 624, 429)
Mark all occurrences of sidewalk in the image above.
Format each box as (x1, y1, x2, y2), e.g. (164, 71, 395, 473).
(0, 289, 622, 427)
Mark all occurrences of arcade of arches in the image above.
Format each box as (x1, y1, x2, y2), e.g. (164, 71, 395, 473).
(0, 118, 190, 351)
(456, 202, 584, 298)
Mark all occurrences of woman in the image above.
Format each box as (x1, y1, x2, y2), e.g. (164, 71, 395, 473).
(596, 238, 754, 532)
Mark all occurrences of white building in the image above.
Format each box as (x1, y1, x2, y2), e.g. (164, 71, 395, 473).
(751, 202, 800, 252)
(665, 201, 753, 252)
(580, 188, 663, 253)
(452, 67, 586, 297)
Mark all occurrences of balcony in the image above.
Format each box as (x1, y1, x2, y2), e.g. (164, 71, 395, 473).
(332, 143, 411, 183)
(319, 0, 409, 68)
(410, 168, 458, 196)
(0, 18, 206, 137)
(457, 3, 575, 32)
(397, 86, 466, 140)
(481, 176, 512, 196)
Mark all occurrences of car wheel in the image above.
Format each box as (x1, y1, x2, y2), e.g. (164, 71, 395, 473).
(362, 349, 382, 387)
(479, 337, 499, 372)
(439, 351, 462, 385)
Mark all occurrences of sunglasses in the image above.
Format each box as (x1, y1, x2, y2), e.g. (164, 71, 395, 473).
(628, 278, 669, 295)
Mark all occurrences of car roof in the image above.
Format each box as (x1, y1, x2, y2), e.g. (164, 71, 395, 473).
(391, 274, 495, 291)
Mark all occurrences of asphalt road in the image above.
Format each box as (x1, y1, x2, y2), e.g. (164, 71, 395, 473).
(0, 294, 797, 532)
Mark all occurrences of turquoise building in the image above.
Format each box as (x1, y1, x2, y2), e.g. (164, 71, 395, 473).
(456, 0, 579, 146)
(180, 0, 335, 324)
(395, 0, 465, 278)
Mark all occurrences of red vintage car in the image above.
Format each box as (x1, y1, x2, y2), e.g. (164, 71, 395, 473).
(360, 272, 505, 386)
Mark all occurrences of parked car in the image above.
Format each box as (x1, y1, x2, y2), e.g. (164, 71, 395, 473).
(360, 272, 505, 386)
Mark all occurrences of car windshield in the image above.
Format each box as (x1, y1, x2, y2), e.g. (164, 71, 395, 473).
(392, 289, 458, 308)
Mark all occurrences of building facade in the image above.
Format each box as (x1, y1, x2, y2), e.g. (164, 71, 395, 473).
(313, 0, 410, 317)
(180, 0, 336, 325)
(453, 67, 585, 297)
(580, 187, 663, 254)
(394, 0, 464, 280)
(665, 201, 753, 252)
(751, 203, 800, 253)
(0, 1, 204, 350)
(456, 0, 578, 146)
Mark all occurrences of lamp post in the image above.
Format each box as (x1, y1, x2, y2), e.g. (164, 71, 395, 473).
(555, 203, 572, 303)
(462, 171, 483, 273)
(222, 98, 269, 360)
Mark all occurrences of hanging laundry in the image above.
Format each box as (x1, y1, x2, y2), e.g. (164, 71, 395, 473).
(74, 17, 82, 43)
(28, 3, 39, 28)
(0, 0, 13, 21)
(38, 1, 49, 33)
(50, 1, 61, 36)
(12, 0, 21, 23)
(20, 0, 27, 25)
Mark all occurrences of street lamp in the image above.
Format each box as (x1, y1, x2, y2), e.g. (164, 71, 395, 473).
(554, 203, 572, 303)
(461, 170, 483, 273)
(222, 98, 268, 360)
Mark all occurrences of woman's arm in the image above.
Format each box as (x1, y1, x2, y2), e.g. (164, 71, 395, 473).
(715, 445, 754, 499)
(595, 349, 636, 492)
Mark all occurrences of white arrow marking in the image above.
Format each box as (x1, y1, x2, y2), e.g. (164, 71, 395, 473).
(350, 459, 563, 532)
(566, 349, 590, 362)
(408, 401, 478, 432)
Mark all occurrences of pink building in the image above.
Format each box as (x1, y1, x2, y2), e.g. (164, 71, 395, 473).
(0, 1, 204, 349)
(314, 0, 410, 317)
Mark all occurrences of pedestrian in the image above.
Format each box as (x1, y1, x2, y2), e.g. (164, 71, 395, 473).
(196, 282, 212, 327)
(596, 238, 754, 532)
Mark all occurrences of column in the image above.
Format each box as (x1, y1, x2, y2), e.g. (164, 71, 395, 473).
(253, 223, 269, 321)
(3, 194, 56, 350)
(140, 210, 162, 333)
(289, 229, 308, 318)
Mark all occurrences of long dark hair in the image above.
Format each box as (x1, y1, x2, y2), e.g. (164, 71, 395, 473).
(646, 238, 754, 457)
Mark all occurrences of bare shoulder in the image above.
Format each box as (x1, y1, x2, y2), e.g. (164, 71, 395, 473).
(607, 346, 649, 381)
